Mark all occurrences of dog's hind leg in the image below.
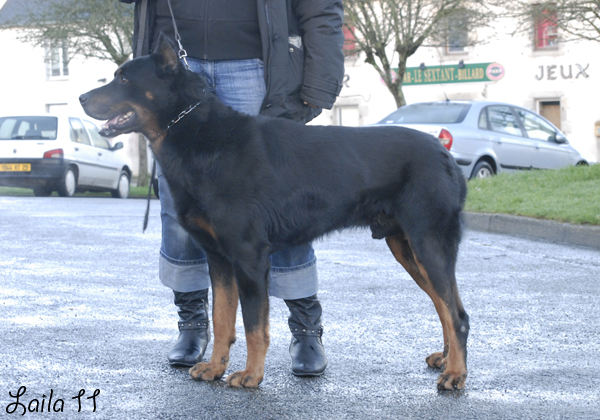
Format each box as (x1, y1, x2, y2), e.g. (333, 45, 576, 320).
(385, 232, 469, 391)
(225, 248, 271, 388)
(189, 252, 238, 382)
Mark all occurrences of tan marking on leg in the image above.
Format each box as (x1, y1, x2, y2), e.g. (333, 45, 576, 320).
(386, 235, 449, 364)
(386, 234, 467, 390)
(425, 351, 445, 369)
(413, 259, 467, 390)
(226, 325, 270, 388)
(191, 216, 218, 240)
(189, 282, 238, 382)
(425, 289, 467, 389)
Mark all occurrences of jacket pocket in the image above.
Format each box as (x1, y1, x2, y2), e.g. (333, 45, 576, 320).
(286, 37, 304, 96)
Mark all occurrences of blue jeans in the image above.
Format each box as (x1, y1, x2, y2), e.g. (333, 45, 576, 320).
(158, 58, 318, 300)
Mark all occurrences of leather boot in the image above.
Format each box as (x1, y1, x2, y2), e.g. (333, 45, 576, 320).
(168, 289, 210, 367)
(285, 294, 328, 376)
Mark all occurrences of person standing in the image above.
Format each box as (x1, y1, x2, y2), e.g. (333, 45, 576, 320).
(119, 0, 344, 377)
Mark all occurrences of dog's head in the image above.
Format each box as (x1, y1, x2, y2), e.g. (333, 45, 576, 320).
(79, 33, 204, 139)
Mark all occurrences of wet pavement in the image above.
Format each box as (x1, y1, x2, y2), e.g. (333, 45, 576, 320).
(1, 196, 599, 419)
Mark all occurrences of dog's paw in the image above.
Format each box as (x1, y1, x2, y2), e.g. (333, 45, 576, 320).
(189, 361, 227, 382)
(425, 352, 446, 370)
(436, 371, 467, 391)
(226, 369, 263, 388)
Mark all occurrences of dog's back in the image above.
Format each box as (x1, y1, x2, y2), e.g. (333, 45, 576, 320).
(239, 119, 465, 247)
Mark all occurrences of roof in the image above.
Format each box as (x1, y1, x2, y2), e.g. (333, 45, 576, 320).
(0, 0, 47, 28)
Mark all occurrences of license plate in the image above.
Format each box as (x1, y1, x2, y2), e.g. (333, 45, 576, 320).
(0, 163, 31, 172)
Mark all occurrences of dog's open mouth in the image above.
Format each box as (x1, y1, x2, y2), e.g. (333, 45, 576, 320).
(99, 111, 135, 137)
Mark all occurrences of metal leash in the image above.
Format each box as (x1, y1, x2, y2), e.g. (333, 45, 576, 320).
(142, 160, 156, 232)
(166, 0, 191, 70)
(143, 0, 193, 232)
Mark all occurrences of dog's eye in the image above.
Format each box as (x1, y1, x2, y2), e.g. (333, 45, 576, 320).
(118, 75, 128, 84)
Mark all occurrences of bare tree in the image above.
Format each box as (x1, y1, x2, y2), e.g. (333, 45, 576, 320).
(11, 0, 133, 66)
(9, 0, 150, 187)
(343, 0, 493, 108)
(510, 0, 600, 43)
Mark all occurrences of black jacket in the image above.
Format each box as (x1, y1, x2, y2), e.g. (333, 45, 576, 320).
(119, 0, 345, 123)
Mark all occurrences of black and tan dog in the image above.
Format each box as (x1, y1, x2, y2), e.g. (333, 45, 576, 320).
(80, 34, 470, 391)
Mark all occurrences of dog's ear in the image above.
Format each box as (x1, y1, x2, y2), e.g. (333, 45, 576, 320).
(153, 32, 179, 74)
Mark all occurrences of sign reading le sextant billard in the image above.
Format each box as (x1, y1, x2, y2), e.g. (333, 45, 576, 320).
(398, 62, 505, 85)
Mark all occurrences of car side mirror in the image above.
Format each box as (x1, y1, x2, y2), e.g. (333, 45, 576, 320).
(554, 133, 568, 144)
(111, 141, 124, 151)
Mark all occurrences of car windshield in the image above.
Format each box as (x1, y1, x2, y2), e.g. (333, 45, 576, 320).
(378, 103, 471, 124)
(0, 116, 58, 140)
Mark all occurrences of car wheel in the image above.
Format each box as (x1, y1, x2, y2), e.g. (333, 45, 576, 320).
(57, 167, 77, 197)
(471, 161, 494, 179)
(111, 171, 130, 199)
(33, 185, 52, 197)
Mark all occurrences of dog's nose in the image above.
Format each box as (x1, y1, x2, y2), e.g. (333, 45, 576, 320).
(79, 94, 88, 105)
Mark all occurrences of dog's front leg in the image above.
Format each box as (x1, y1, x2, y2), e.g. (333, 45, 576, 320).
(189, 252, 238, 382)
(225, 256, 270, 388)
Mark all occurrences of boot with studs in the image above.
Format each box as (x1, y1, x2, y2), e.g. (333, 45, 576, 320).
(285, 294, 327, 376)
(168, 289, 210, 367)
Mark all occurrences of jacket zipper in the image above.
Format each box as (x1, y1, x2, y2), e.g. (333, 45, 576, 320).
(263, 2, 272, 110)
(203, 0, 210, 59)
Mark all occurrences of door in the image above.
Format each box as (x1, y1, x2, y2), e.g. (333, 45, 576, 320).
(514, 108, 573, 169)
(484, 105, 534, 172)
(539, 100, 561, 130)
(68, 118, 99, 186)
(83, 120, 121, 188)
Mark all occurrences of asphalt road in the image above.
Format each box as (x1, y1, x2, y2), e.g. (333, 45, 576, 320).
(1, 197, 599, 419)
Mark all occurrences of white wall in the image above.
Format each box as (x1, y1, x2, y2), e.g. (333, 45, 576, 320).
(2, 11, 598, 164)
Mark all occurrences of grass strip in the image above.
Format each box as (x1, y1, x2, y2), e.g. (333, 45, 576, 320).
(465, 164, 600, 225)
(2, 165, 599, 225)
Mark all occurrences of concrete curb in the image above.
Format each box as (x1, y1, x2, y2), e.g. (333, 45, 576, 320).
(464, 212, 600, 250)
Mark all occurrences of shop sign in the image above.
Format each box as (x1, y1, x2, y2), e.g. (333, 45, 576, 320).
(398, 62, 505, 85)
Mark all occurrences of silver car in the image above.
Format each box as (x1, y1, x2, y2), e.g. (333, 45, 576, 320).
(376, 101, 588, 179)
(0, 115, 131, 197)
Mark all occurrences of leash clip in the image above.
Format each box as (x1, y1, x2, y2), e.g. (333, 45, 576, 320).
(177, 43, 190, 71)
(167, 0, 191, 70)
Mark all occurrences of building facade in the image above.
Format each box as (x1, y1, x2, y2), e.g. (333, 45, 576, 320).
(315, 9, 600, 163)
(1, 0, 598, 165)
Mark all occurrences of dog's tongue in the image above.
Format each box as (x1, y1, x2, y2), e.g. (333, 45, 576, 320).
(102, 115, 121, 130)
(99, 116, 120, 137)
